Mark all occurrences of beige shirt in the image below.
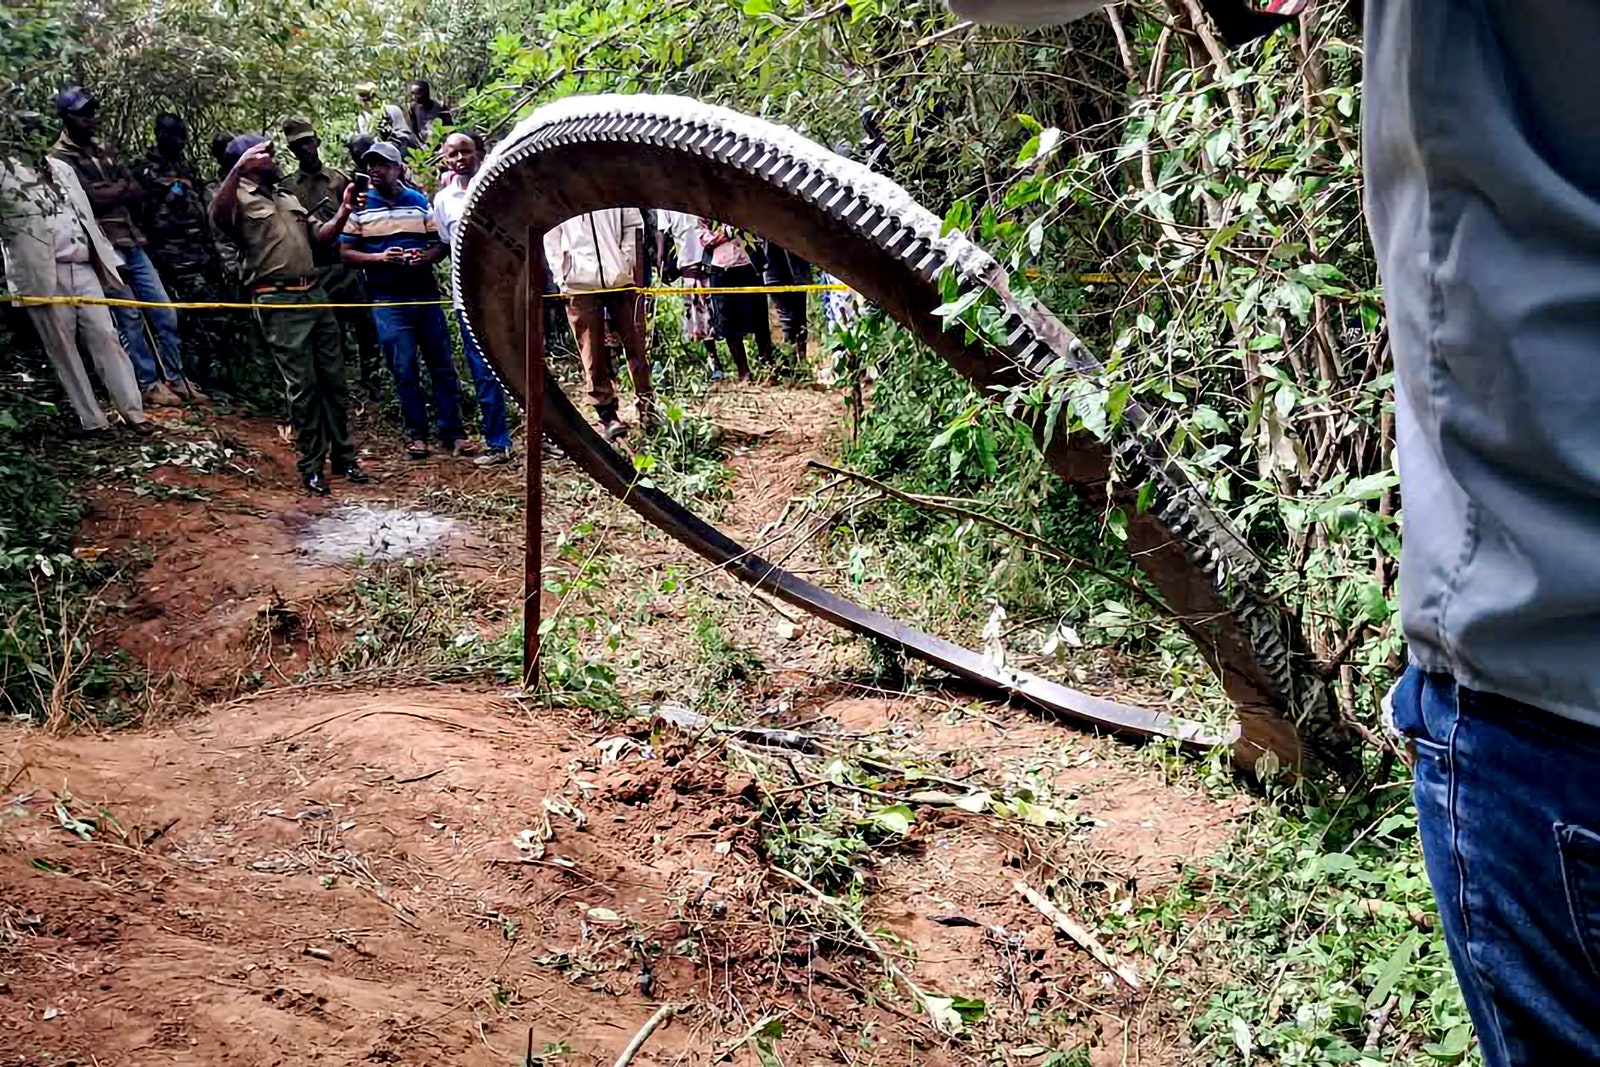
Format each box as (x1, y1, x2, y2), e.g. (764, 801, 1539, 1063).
(218, 179, 318, 286)
(543, 208, 644, 292)
(51, 205, 90, 264)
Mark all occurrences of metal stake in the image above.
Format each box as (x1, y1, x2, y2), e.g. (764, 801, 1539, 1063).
(522, 233, 548, 692)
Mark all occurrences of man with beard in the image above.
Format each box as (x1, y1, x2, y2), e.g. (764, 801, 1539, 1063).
(209, 135, 368, 495)
(282, 116, 384, 400)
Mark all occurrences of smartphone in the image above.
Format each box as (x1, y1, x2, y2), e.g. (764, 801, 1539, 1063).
(353, 172, 370, 194)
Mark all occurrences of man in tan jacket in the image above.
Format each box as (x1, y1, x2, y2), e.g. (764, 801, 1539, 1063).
(1, 139, 153, 435)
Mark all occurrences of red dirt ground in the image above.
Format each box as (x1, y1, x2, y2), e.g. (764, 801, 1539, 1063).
(2, 398, 1242, 1065)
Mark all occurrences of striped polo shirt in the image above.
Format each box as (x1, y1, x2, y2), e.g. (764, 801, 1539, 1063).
(340, 185, 441, 300)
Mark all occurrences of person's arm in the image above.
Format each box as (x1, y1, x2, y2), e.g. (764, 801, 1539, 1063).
(313, 179, 358, 244)
(340, 242, 409, 266)
(109, 163, 144, 207)
(208, 141, 274, 231)
(410, 197, 447, 264)
(56, 152, 138, 211)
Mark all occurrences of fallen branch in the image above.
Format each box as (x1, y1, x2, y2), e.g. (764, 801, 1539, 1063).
(1363, 993, 1399, 1052)
(1014, 879, 1140, 991)
(653, 704, 824, 754)
(613, 1002, 687, 1067)
(770, 866, 954, 1035)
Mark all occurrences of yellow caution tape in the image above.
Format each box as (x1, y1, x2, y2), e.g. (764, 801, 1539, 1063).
(3, 281, 852, 312)
(5, 272, 1179, 313)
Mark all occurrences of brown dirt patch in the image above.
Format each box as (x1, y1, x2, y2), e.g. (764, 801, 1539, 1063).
(76, 414, 513, 698)
(2, 397, 1243, 1065)
(0, 685, 1219, 1066)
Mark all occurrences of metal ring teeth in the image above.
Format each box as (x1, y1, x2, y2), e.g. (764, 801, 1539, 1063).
(452, 96, 1326, 746)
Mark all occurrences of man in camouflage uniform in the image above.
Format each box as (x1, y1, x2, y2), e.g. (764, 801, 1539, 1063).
(283, 117, 384, 401)
(133, 114, 233, 398)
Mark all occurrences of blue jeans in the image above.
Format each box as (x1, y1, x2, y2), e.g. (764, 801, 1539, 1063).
(105, 245, 184, 387)
(456, 310, 511, 451)
(1390, 666, 1600, 1065)
(371, 301, 464, 444)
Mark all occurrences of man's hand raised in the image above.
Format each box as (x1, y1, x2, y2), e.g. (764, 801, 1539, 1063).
(231, 141, 275, 176)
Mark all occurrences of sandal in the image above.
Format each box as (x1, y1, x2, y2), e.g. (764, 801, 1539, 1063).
(405, 437, 429, 459)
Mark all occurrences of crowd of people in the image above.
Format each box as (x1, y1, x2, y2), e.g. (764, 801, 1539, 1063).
(1, 82, 827, 495)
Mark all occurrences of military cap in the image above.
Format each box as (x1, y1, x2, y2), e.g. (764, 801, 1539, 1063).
(282, 116, 317, 144)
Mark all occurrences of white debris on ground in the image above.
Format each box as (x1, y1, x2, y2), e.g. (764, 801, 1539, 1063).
(296, 503, 460, 563)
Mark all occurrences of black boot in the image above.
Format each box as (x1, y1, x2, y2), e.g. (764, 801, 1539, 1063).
(335, 460, 371, 484)
(596, 402, 628, 442)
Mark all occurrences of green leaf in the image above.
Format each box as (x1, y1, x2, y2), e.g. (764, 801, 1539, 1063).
(1015, 112, 1042, 133)
(1423, 1023, 1474, 1061)
(932, 288, 983, 323)
(1365, 931, 1421, 1011)
(1356, 577, 1392, 623)
(1015, 133, 1041, 167)
(1136, 480, 1157, 515)
(1231, 1016, 1253, 1058)
(755, 1026, 785, 1067)
(1344, 471, 1398, 501)
(1309, 852, 1358, 879)
(868, 804, 914, 835)
(949, 996, 987, 1023)
(1011, 798, 1067, 826)
(942, 199, 973, 237)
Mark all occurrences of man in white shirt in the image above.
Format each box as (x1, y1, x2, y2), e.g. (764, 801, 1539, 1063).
(1, 148, 153, 435)
(432, 131, 514, 465)
(543, 207, 653, 441)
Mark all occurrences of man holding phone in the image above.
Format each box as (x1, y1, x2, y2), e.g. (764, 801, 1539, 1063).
(339, 141, 467, 460)
(209, 134, 366, 495)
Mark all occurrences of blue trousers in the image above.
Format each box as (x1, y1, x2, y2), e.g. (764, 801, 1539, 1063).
(1390, 666, 1600, 1065)
(456, 310, 511, 451)
(105, 245, 184, 387)
(371, 301, 464, 444)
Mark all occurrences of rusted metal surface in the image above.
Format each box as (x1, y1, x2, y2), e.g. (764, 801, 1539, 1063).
(521, 233, 547, 691)
(455, 95, 1347, 767)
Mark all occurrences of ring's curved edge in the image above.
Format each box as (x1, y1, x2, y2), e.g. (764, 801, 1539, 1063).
(452, 93, 1293, 759)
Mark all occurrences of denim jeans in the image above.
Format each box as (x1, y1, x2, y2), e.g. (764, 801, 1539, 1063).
(105, 245, 185, 387)
(1389, 666, 1600, 1065)
(370, 301, 464, 444)
(456, 310, 511, 451)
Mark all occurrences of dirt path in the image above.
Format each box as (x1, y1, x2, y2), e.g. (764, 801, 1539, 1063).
(1, 394, 1242, 1065)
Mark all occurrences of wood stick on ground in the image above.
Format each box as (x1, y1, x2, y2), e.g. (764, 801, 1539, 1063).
(613, 1002, 687, 1067)
(1363, 994, 1399, 1052)
(1014, 879, 1141, 991)
(771, 866, 954, 1035)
